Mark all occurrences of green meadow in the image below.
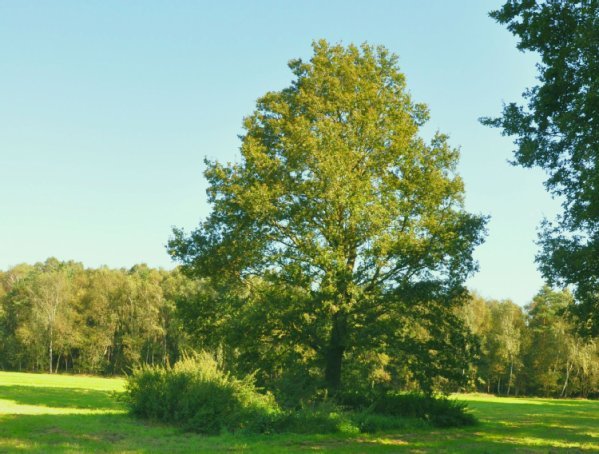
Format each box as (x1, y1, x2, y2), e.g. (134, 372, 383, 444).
(0, 372, 598, 452)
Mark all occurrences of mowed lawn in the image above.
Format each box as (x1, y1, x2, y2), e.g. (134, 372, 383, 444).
(0, 372, 598, 453)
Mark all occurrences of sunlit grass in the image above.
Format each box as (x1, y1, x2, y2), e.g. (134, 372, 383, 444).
(0, 371, 125, 391)
(0, 371, 598, 452)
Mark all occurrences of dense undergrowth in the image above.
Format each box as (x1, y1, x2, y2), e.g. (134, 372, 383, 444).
(123, 354, 476, 435)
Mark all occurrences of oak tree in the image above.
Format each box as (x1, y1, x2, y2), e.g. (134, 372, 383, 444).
(169, 41, 487, 392)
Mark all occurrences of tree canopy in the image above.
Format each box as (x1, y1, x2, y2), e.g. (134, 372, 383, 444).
(169, 41, 487, 394)
(482, 0, 599, 334)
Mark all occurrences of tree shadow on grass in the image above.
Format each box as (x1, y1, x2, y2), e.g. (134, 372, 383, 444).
(0, 412, 598, 453)
(1, 392, 598, 452)
(464, 398, 599, 452)
(0, 385, 122, 411)
(0, 413, 270, 454)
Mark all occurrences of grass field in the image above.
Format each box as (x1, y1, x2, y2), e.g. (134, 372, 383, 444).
(0, 371, 598, 452)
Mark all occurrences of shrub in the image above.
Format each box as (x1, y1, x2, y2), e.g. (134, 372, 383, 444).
(370, 392, 477, 427)
(338, 391, 477, 429)
(123, 353, 280, 434)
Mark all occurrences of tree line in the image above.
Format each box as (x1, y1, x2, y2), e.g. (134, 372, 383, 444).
(1, 258, 597, 398)
(0, 258, 196, 374)
(462, 287, 599, 398)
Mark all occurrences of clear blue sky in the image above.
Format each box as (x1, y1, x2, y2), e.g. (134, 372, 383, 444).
(0, 1, 560, 305)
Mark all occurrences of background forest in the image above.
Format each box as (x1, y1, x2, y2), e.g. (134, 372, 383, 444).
(1, 258, 597, 399)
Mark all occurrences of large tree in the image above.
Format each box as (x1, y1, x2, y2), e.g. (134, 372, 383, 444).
(169, 41, 486, 393)
(482, 0, 599, 334)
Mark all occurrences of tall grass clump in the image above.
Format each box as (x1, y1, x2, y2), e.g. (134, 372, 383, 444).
(123, 352, 279, 434)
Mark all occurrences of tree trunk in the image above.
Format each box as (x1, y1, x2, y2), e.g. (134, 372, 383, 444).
(507, 357, 513, 396)
(48, 326, 53, 374)
(324, 313, 346, 393)
(163, 332, 168, 367)
(55, 352, 61, 374)
(560, 361, 571, 397)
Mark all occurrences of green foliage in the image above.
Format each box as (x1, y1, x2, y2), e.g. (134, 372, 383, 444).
(525, 286, 599, 397)
(339, 391, 477, 429)
(481, 1, 599, 334)
(375, 393, 477, 428)
(460, 287, 599, 398)
(460, 294, 528, 395)
(123, 353, 280, 435)
(2, 259, 599, 399)
(0, 258, 200, 375)
(124, 354, 476, 436)
(169, 39, 487, 394)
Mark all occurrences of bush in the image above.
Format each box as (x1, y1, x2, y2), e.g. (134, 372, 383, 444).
(123, 353, 280, 434)
(338, 391, 477, 429)
(371, 392, 477, 427)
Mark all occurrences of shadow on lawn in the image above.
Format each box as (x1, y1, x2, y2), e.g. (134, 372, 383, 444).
(0, 412, 598, 453)
(464, 398, 599, 451)
(1, 390, 598, 452)
(0, 385, 122, 410)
